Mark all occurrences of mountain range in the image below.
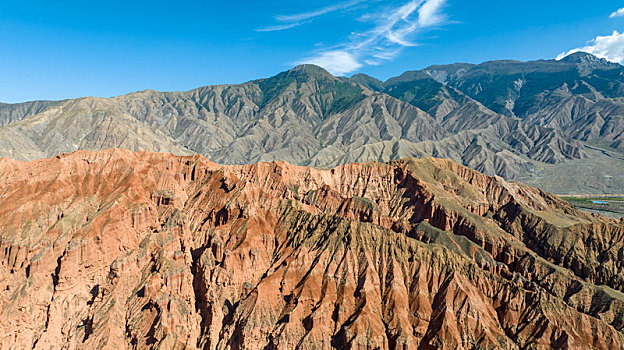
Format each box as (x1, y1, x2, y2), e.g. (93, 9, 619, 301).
(2, 52, 624, 194)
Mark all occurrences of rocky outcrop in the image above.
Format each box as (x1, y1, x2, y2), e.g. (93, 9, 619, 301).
(0, 149, 623, 349)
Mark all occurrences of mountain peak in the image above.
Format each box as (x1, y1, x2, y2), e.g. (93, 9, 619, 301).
(350, 73, 385, 91)
(559, 51, 614, 65)
(287, 64, 335, 79)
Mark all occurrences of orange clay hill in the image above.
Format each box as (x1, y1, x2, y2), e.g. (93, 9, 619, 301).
(0, 148, 623, 349)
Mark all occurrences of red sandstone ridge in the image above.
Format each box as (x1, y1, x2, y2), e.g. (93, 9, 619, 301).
(0, 149, 623, 349)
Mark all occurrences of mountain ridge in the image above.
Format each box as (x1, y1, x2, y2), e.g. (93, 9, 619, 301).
(1, 52, 623, 194)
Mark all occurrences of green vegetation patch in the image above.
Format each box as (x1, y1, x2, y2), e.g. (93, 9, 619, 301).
(561, 195, 624, 218)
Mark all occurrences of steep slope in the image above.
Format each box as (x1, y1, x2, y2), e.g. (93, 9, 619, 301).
(385, 63, 476, 87)
(325, 116, 586, 180)
(376, 53, 624, 192)
(0, 65, 448, 166)
(1, 56, 623, 193)
(0, 100, 61, 126)
(379, 72, 591, 174)
(0, 98, 192, 159)
(522, 93, 624, 150)
(349, 73, 385, 91)
(1, 149, 623, 349)
(388, 53, 624, 139)
(383, 77, 471, 121)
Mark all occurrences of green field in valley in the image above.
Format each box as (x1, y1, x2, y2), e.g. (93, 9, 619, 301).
(560, 196, 624, 219)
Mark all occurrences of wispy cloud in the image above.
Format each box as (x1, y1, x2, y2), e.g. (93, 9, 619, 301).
(256, 0, 364, 32)
(275, 0, 364, 22)
(557, 30, 624, 63)
(297, 0, 449, 75)
(256, 22, 305, 32)
(610, 7, 624, 18)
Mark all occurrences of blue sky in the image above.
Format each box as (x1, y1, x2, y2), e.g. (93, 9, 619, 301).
(1, 0, 624, 102)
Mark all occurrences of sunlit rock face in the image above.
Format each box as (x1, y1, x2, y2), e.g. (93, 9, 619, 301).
(0, 149, 623, 349)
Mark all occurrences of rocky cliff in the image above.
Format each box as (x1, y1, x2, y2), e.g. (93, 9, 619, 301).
(0, 149, 623, 349)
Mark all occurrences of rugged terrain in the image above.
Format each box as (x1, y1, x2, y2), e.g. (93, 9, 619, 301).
(1, 149, 624, 349)
(2, 53, 624, 193)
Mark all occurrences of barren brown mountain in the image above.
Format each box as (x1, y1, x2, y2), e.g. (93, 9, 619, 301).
(1, 149, 624, 349)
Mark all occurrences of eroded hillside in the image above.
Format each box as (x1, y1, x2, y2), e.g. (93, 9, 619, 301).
(0, 149, 623, 349)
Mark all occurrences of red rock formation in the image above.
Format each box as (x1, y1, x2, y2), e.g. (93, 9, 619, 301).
(0, 149, 623, 349)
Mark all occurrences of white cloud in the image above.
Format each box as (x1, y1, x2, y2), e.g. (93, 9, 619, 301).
(610, 8, 624, 18)
(557, 31, 624, 63)
(297, 0, 449, 75)
(275, 0, 364, 22)
(418, 0, 447, 27)
(257, 0, 364, 32)
(300, 50, 363, 76)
